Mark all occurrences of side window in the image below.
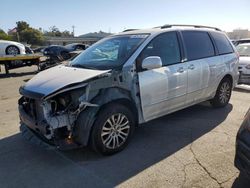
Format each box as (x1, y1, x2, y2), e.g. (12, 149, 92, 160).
(76, 45, 86, 50)
(182, 31, 215, 61)
(138, 32, 181, 68)
(210, 32, 234, 55)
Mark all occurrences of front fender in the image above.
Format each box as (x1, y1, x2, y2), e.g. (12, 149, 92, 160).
(73, 87, 134, 146)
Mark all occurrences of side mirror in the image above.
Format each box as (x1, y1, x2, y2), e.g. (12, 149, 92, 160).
(142, 56, 162, 70)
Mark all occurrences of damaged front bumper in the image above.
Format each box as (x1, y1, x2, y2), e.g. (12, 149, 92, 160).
(20, 123, 55, 150)
(18, 97, 80, 150)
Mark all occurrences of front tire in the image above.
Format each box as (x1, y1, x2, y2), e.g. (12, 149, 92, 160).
(6, 45, 20, 55)
(90, 103, 135, 155)
(210, 78, 232, 108)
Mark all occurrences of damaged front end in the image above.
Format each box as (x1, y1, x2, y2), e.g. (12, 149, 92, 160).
(18, 84, 96, 149)
(18, 60, 142, 151)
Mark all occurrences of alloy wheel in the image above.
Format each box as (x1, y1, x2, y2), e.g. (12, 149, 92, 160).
(101, 113, 130, 149)
(219, 82, 231, 104)
(7, 46, 19, 55)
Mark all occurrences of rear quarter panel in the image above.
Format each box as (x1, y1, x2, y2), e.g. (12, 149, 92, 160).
(206, 53, 238, 98)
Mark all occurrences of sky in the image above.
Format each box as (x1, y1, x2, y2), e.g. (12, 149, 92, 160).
(0, 0, 250, 36)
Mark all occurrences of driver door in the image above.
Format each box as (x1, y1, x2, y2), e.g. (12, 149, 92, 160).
(137, 32, 187, 121)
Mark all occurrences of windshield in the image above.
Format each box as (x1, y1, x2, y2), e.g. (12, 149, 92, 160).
(236, 44, 250, 56)
(70, 34, 148, 70)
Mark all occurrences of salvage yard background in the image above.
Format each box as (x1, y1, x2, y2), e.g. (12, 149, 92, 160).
(0, 66, 249, 187)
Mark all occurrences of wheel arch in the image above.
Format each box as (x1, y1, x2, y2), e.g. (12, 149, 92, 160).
(73, 87, 138, 146)
(210, 73, 233, 107)
(214, 73, 233, 92)
(222, 74, 233, 84)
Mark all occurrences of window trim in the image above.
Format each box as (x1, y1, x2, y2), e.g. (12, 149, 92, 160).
(136, 31, 183, 72)
(207, 32, 219, 56)
(180, 30, 216, 62)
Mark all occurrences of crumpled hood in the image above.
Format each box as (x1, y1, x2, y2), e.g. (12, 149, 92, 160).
(239, 56, 250, 65)
(23, 65, 110, 96)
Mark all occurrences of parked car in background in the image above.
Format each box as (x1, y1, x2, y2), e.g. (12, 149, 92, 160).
(43, 43, 87, 61)
(19, 25, 239, 155)
(65, 43, 86, 51)
(43, 45, 71, 60)
(0, 40, 26, 55)
(236, 43, 250, 84)
(235, 107, 250, 178)
(25, 46, 34, 54)
(233, 38, 250, 46)
(33, 46, 46, 53)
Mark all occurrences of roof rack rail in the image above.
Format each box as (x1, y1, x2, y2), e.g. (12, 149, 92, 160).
(123, 29, 139, 32)
(161, 24, 221, 31)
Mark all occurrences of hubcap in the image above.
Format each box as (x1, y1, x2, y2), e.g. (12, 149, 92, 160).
(7, 46, 19, 55)
(219, 82, 231, 104)
(101, 113, 130, 149)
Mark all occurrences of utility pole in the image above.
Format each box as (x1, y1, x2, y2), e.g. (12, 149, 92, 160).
(16, 32, 20, 42)
(72, 25, 75, 37)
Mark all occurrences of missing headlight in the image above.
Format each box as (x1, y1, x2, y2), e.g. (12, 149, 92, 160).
(51, 94, 71, 113)
(58, 96, 71, 107)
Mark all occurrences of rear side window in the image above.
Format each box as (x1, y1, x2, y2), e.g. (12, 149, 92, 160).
(210, 32, 234, 55)
(182, 31, 215, 61)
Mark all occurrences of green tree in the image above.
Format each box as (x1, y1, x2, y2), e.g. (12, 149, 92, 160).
(0, 29, 12, 40)
(43, 26, 73, 37)
(20, 28, 44, 45)
(12, 20, 45, 45)
(61, 30, 73, 37)
(16, 21, 30, 33)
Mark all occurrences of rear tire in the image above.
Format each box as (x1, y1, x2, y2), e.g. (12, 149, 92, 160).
(90, 103, 135, 155)
(210, 78, 232, 108)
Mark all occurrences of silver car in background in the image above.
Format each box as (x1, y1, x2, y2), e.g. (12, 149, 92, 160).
(18, 25, 239, 155)
(236, 43, 250, 84)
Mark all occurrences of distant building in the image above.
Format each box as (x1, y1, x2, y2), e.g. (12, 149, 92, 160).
(227, 29, 250, 39)
(44, 31, 112, 46)
(44, 36, 99, 46)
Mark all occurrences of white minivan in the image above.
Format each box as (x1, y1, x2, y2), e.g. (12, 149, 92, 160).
(19, 25, 239, 155)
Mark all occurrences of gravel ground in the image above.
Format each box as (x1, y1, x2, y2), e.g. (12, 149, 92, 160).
(0, 66, 250, 188)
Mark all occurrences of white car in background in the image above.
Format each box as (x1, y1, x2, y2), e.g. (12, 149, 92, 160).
(0, 40, 26, 55)
(236, 43, 250, 84)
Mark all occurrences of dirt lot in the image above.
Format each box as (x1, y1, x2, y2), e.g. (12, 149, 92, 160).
(0, 66, 250, 188)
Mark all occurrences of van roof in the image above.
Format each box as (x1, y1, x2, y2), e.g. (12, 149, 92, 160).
(116, 25, 223, 36)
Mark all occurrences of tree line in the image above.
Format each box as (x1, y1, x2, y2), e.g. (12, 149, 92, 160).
(0, 21, 74, 45)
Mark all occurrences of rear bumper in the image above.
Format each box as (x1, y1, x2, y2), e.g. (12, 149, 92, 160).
(235, 139, 250, 177)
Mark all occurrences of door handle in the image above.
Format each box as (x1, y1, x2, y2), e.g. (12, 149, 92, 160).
(177, 67, 184, 73)
(188, 64, 195, 70)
